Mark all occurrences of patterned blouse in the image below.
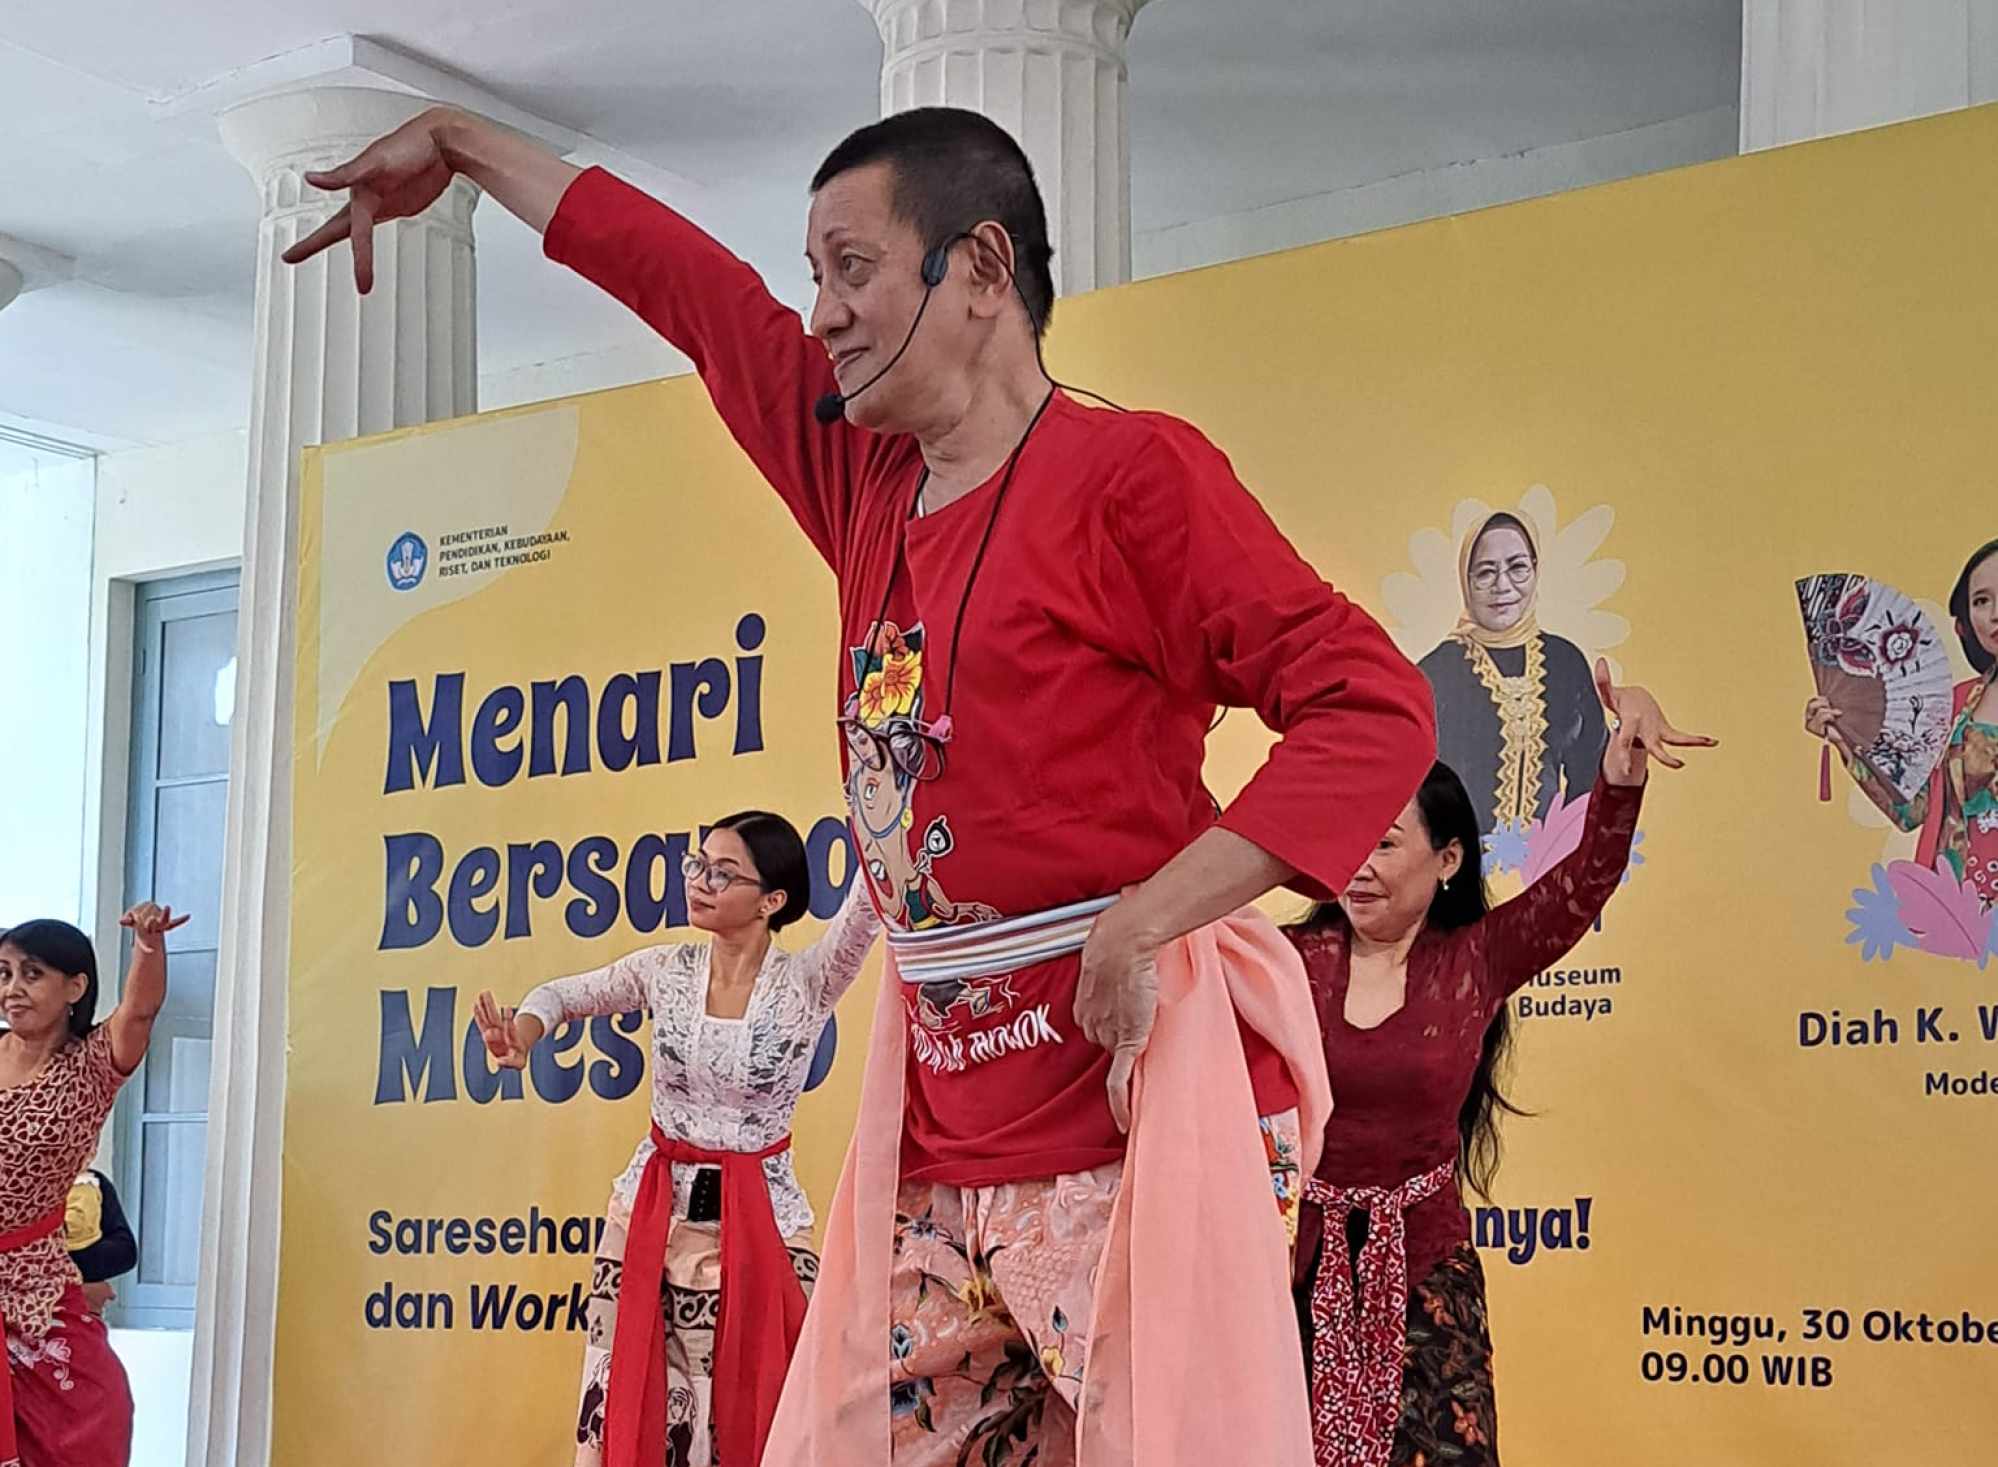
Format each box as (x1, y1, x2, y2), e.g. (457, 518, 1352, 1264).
(1857, 671, 1998, 907)
(0, 1026, 127, 1341)
(518, 886, 881, 1238)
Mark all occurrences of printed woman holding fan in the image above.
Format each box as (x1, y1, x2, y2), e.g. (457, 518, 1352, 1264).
(1806, 538, 1998, 908)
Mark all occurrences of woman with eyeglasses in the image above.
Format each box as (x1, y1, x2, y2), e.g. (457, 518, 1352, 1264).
(1419, 513, 1608, 839)
(473, 810, 879, 1467)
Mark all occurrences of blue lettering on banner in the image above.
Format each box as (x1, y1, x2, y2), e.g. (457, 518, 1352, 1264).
(1474, 1196, 1594, 1265)
(384, 675, 466, 795)
(504, 841, 564, 940)
(382, 615, 767, 795)
(368, 1207, 604, 1257)
(588, 1013, 646, 1101)
(375, 988, 459, 1104)
(447, 846, 502, 948)
(565, 837, 621, 940)
(362, 612, 858, 1103)
(805, 815, 856, 919)
(371, 614, 873, 951)
(370, 1000, 800, 1110)
(380, 834, 446, 951)
(378, 819, 855, 953)
(529, 1017, 586, 1104)
(732, 614, 766, 754)
(362, 1207, 612, 1332)
(1797, 1007, 1902, 1047)
(375, 990, 648, 1108)
(625, 833, 693, 935)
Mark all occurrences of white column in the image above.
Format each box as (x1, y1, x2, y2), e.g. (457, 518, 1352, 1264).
(862, 0, 1152, 295)
(1741, 0, 1998, 151)
(191, 85, 478, 1467)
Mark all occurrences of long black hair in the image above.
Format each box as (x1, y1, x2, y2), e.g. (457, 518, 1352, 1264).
(1301, 762, 1527, 1199)
(1948, 538, 1998, 675)
(0, 919, 101, 1039)
(708, 811, 812, 933)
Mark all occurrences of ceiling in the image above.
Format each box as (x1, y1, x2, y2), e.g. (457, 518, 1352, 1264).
(0, 0, 1741, 454)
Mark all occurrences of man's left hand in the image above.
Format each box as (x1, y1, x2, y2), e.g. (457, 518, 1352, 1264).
(1074, 896, 1162, 1134)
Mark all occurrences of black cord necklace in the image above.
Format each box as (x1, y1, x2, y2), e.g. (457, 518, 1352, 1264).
(862, 387, 1057, 746)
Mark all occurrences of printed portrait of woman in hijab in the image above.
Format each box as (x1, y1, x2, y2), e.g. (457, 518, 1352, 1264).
(1418, 511, 1608, 837)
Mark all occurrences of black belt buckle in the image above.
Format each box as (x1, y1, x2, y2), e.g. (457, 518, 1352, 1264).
(688, 1166, 722, 1223)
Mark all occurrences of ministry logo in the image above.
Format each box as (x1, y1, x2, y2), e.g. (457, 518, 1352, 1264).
(386, 531, 427, 592)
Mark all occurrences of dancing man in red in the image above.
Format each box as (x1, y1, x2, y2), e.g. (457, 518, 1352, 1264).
(291, 101, 1435, 1465)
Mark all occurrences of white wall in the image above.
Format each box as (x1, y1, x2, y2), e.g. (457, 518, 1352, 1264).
(1134, 105, 1739, 278)
(113, 1327, 195, 1467)
(71, 430, 248, 1467)
(1741, 0, 1998, 152)
(0, 437, 218, 1467)
(482, 336, 692, 415)
(80, 430, 248, 956)
(0, 452, 95, 927)
(92, 433, 248, 584)
(480, 107, 1745, 406)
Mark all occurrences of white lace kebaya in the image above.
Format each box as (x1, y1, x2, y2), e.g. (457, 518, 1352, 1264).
(517, 884, 880, 1238)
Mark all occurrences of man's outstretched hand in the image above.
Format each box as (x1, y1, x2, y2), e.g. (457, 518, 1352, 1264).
(282, 111, 459, 293)
(280, 109, 578, 291)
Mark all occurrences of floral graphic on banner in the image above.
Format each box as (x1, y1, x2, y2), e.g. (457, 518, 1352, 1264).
(1844, 862, 1997, 968)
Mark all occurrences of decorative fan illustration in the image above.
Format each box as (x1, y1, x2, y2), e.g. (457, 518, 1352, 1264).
(1795, 573, 1953, 805)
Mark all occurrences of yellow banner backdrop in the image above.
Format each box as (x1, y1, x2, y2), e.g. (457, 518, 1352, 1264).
(280, 105, 1998, 1463)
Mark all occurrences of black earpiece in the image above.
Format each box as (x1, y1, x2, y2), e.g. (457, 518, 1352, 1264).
(921, 242, 953, 288)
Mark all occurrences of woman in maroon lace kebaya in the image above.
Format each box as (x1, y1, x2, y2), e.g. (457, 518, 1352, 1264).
(1286, 663, 1713, 1467)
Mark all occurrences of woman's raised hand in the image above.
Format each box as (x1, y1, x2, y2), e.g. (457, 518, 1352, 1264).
(472, 990, 529, 1071)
